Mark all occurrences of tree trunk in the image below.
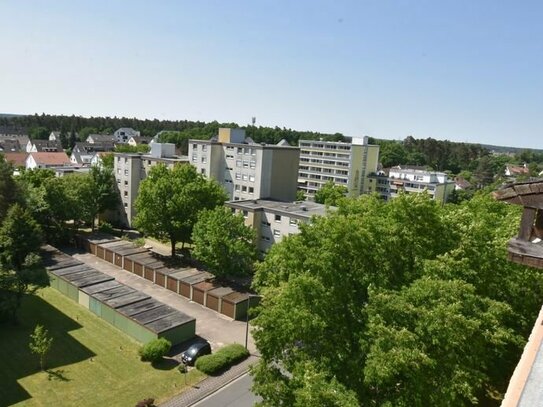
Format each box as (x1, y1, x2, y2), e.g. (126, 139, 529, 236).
(171, 239, 176, 257)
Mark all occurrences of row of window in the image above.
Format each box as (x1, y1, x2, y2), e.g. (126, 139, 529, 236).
(225, 146, 257, 156)
(299, 158, 350, 167)
(299, 143, 351, 151)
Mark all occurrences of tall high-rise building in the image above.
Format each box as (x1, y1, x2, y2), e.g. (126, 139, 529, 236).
(188, 128, 300, 202)
(297, 137, 380, 198)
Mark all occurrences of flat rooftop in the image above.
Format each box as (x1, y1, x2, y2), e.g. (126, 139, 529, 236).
(225, 199, 333, 219)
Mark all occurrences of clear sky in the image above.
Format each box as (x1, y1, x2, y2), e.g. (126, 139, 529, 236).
(1, 1, 541, 148)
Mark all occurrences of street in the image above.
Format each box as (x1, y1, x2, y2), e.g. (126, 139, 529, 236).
(192, 373, 261, 407)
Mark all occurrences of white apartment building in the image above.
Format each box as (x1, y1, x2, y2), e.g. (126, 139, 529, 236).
(369, 166, 456, 203)
(114, 143, 188, 226)
(225, 199, 331, 255)
(188, 128, 300, 202)
(298, 137, 380, 199)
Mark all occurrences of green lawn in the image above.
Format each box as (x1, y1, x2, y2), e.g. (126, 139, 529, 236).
(0, 288, 205, 406)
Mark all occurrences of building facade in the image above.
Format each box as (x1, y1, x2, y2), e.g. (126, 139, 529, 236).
(297, 137, 380, 199)
(114, 128, 140, 144)
(114, 143, 188, 226)
(225, 199, 330, 255)
(369, 166, 456, 203)
(188, 128, 300, 202)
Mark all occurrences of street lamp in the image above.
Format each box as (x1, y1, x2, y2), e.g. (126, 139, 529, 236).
(245, 294, 260, 350)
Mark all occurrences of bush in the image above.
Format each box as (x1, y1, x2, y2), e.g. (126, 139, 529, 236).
(97, 222, 114, 234)
(195, 343, 249, 375)
(135, 398, 155, 407)
(139, 338, 171, 362)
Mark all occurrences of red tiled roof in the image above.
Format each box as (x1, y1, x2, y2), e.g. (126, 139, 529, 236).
(28, 152, 71, 165)
(3, 152, 28, 167)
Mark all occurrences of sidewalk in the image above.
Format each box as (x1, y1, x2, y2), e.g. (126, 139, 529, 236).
(160, 356, 258, 407)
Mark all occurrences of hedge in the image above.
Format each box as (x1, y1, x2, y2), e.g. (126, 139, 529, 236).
(139, 338, 171, 362)
(195, 343, 249, 375)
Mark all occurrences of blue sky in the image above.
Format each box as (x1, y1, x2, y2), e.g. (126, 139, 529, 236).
(1, 1, 541, 148)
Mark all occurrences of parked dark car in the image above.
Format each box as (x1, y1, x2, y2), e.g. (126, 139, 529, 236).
(181, 341, 211, 366)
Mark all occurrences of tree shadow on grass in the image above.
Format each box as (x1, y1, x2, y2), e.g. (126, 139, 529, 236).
(0, 293, 95, 405)
(46, 369, 70, 382)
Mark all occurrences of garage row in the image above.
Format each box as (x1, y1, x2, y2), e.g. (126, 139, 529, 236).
(75, 234, 260, 321)
(41, 245, 195, 345)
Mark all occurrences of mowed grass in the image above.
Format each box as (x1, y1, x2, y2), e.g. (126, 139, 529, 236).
(0, 288, 205, 407)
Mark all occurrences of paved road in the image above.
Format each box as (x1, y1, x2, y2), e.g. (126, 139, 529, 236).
(192, 373, 261, 407)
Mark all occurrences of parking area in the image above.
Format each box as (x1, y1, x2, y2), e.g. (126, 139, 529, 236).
(67, 249, 257, 354)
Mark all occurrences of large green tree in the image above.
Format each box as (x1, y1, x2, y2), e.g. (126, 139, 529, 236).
(134, 164, 227, 256)
(314, 181, 347, 206)
(0, 205, 48, 322)
(191, 207, 257, 278)
(250, 193, 541, 406)
(0, 155, 20, 219)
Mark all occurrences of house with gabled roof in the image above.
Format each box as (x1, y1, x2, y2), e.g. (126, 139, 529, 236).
(86, 134, 115, 144)
(127, 136, 153, 146)
(26, 139, 63, 153)
(3, 152, 28, 168)
(26, 152, 71, 170)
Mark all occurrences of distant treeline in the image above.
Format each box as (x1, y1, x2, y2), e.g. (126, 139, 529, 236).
(370, 136, 490, 174)
(2, 113, 540, 180)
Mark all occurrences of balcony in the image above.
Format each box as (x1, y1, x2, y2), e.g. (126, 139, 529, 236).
(494, 181, 543, 269)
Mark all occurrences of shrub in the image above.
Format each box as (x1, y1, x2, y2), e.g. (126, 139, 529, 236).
(97, 222, 114, 234)
(195, 343, 249, 375)
(135, 398, 155, 407)
(133, 237, 146, 247)
(139, 338, 171, 362)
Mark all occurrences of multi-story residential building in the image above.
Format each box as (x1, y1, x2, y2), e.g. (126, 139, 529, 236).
(226, 199, 331, 255)
(369, 165, 455, 202)
(188, 128, 300, 202)
(297, 137, 380, 199)
(114, 143, 188, 227)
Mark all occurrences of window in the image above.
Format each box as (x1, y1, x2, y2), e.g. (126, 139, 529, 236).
(117, 156, 121, 162)
(249, 175, 255, 182)
(235, 184, 240, 191)
(261, 220, 271, 227)
(249, 187, 254, 194)
(201, 168, 206, 175)
(124, 169, 128, 176)
(117, 178, 121, 184)
(275, 214, 281, 222)
(202, 145, 207, 152)
(242, 174, 248, 181)
(273, 229, 281, 237)
(289, 218, 298, 226)
(242, 186, 247, 192)
(261, 235, 271, 241)
(224, 179, 232, 183)
(226, 154, 234, 159)
(124, 180, 128, 186)
(124, 191, 128, 197)
(242, 210, 248, 218)
(123, 202, 128, 208)
(117, 168, 121, 174)
(201, 156, 207, 163)
(237, 147, 243, 154)
(193, 144, 197, 149)
(192, 155, 197, 163)
(235, 173, 241, 180)
(236, 160, 242, 167)
(243, 160, 249, 168)
(250, 161, 256, 169)
(251, 148, 256, 156)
